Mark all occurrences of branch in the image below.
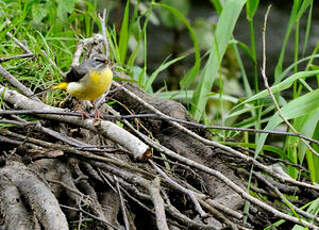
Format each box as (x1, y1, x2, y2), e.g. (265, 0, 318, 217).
(111, 82, 319, 191)
(98, 8, 110, 58)
(0, 53, 34, 63)
(146, 177, 169, 230)
(149, 160, 207, 217)
(6, 31, 32, 54)
(114, 175, 130, 230)
(2, 109, 319, 146)
(109, 101, 319, 228)
(0, 85, 150, 160)
(0, 65, 35, 98)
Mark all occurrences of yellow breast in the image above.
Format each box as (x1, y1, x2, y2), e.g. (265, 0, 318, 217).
(67, 68, 113, 101)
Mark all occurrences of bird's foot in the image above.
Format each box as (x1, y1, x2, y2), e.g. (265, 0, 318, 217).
(80, 111, 91, 120)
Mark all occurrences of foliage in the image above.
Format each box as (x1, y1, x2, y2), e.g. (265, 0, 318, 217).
(1, 0, 319, 229)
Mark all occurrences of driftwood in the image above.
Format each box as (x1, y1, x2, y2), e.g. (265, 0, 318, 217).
(0, 10, 319, 230)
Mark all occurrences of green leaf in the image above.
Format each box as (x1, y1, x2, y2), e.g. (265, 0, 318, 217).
(209, 0, 223, 15)
(190, 0, 246, 121)
(56, 0, 77, 21)
(246, 0, 259, 20)
(274, 0, 300, 81)
(296, 0, 312, 20)
(236, 40, 255, 63)
(256, 89, 319, 155)
(241, 70, 319, 105)
(145, 55, 186, 92)
(307, 197, 319, 216)
(153, 2, 200, 90)
(297, 109, 319, 162)
(292, 197, 319, 229)
(118, 0, 130, 65)
(32, 3, 48, 24)
(305, 120, 319, 183)
(157, 0, 190, 28)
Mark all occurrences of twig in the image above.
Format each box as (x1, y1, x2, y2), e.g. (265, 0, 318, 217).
(0, 64, 35, 98)
(0, 53, 34, 63)
(0, 118, 94, 149)
(77, 212, 83, 230)
(47, 179, 89, 201)
(115, 115, 319, 228)
(102, 93, 319, 227)
(116, 177, 199, 229)
(198, 199, 239, 230)
(98, 9, 110, 58)
(260, 5, 319, 158)
(71, 34, 104, 67)
(114, 175, 130, 230)
(112, 82, 319, 192)
(6, 32, 32, 54)
(162, 191, 215, 230)
(253, 172, 319, 223)
(2, 129, 152, 178)
(2, 109, 319, 146)
(149, 159, 207, 217)
(204, 198, 243, 220)
(41, 50, 66, 77)
(96, 163, 169, 230)
(0, 86, 151, 160)
(142, 177, 170, 230)
(60, 204, 120, 230)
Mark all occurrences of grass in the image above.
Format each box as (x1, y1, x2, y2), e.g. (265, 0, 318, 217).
(1, 0, 319, 229)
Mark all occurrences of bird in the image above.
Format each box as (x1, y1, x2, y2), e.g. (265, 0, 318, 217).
(52, 54, 113, 118)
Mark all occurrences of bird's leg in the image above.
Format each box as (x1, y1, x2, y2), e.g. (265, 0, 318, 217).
(92, 101, 102, 119)
(74, 100, 90, 119)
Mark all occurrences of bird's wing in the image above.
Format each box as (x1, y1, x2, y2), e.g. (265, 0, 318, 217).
(65, 66, 88, 83)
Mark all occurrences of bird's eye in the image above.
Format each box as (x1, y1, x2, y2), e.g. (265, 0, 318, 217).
(92, 55, 106, 63)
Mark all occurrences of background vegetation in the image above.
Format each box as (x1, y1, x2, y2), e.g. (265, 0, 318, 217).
(1, 0, 319, 229)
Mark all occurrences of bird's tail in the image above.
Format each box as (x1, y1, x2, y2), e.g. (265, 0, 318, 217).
(52, 82, 68, 90)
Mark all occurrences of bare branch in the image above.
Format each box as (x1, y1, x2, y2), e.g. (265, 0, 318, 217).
(41, 50, 66, 77)
(2, 109, 319, 146)
(0, 53, 34, 63)
(114, 175, 130, 230)
(0, 85, 151, 160)
(98, 8, 110, 58)
(0, 65, 35, 98)
(6, 32, 32, 54)
(149, 160, 207, 217)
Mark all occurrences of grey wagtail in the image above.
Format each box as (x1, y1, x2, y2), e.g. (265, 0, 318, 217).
(53, 54, 113, 118)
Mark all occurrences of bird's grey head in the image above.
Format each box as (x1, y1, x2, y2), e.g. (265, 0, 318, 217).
(85, 54, 107, 69)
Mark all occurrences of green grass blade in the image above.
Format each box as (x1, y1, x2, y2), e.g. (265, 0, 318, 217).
(191, 0, 246, 121)
(297, 109, 319, 162)
(256, 88, 319, 154)
(152, 2, 200, 90)
(296, 0, 312, 19)
(305, 120, 319, 182)
(232, 43, 252, 97)
(144, 55, 186, 92)
(306, 197, 319, 217)
(209, 0, 223, 15)
(302, 1, 313, 56)
(274, 0, 300, 81)
(241, 70, 319, 105)
(246, 0, 259, 20)
(118, 0, 130, 65)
